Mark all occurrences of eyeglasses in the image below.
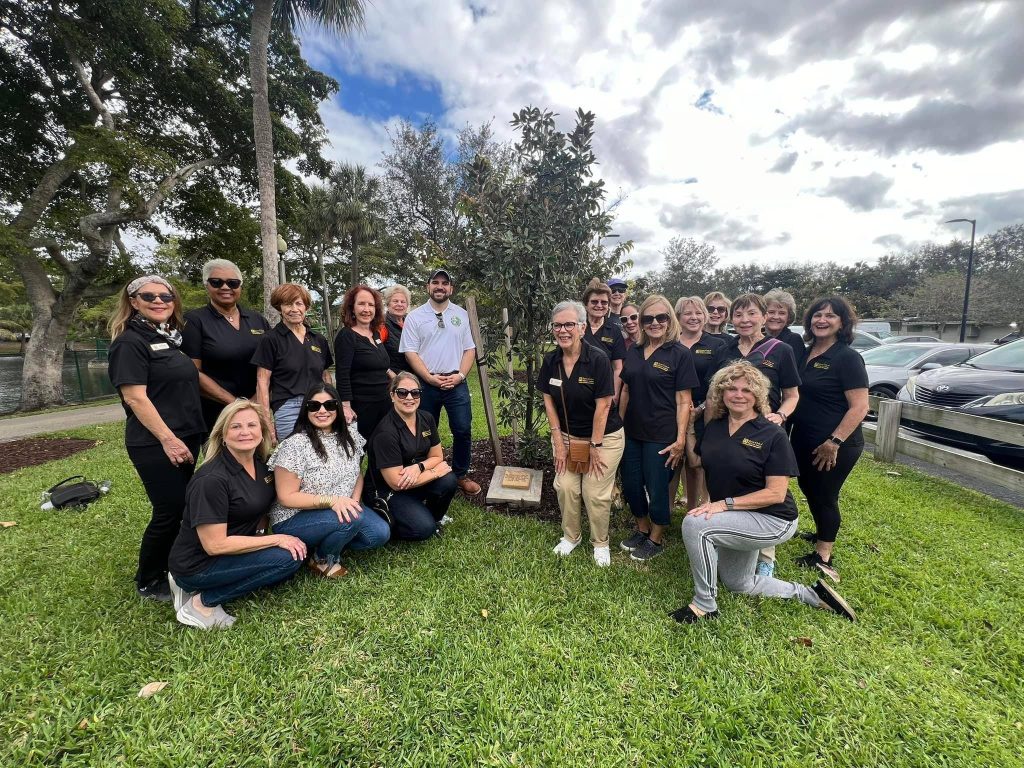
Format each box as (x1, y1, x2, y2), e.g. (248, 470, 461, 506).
(708, 306, 728, 314)
(610, 287, 626, 294)
(435, 312, 445, 329)
(588, 299, 608, 307)
(642, 313, 671, 326)
(207, 277, 242, 289)
(133, 292, 175, 303)
(394, 388, 422, 400)
(551, 321, 579, 331)
(305, 399, 339, 412)
(622, 313, 639, 323)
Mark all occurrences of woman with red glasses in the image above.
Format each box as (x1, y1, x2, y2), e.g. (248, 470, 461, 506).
(108, 275, 205, 602)
(366, 372, 458, 541)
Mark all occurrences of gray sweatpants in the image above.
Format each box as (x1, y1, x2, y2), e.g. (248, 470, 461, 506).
(682, 510, 823, 614)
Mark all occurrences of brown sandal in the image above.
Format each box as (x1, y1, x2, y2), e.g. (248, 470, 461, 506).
(308, 560, 348, 579)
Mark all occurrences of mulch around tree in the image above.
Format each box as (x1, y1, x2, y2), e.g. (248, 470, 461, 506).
(0, 438, 98, 474)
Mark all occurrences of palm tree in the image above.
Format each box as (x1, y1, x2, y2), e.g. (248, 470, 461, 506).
(296, 183, 345, 337)
(331, 163, 386, 286)
(250, 0, 364, 320)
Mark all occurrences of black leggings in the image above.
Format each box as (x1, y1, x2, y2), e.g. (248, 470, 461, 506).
(794, 441, 862, 543)
(127, 436, 203, 586)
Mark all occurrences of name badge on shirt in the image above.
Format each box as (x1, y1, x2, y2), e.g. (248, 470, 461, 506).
(577, 376, 595, 385)
(310, 345, 322, 353)
(741, 438, 764, 449)
(814, 361, 830, 370)
(149, 342, 169, 351)
(549, 378, 562, 387)
(652, 362, 670, 372)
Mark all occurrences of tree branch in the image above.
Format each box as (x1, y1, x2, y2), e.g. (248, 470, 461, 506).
(66, 48, 114, 130)
(28, 238, 72, 274)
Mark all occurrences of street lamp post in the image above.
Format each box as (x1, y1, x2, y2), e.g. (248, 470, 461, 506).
(945, 218, 977, 343)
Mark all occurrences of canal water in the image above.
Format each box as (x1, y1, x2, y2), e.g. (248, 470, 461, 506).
(0, 352, 117, 414)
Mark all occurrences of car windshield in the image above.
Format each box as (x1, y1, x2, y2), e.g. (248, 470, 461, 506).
(963, 339, 1024, 371)
(861, 346, 929, 366)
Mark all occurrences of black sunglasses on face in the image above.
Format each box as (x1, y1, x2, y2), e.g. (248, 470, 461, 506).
(708, 306, 728, 313)
(642, 313, 671, 326)
(622, 313, 639, 322)
(394, 388, 422, 400)
(305, 399, 339, 412)
(589, 299, 608, 306)
(207, 277, 242, 289)
(610, 287, 626, 294)
(134, 292, 175, 303)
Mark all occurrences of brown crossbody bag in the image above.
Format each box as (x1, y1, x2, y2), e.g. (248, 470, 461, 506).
(558, 363, 591, 473)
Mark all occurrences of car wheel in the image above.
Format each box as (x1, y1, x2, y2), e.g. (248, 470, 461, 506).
(867, 386, 897, 420)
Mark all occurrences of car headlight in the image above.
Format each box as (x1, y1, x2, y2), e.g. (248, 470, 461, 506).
(965, 391, 1024, 407)
(905, 375, 918, 399)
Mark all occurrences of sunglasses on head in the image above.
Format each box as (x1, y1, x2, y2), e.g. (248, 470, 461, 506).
(134, 292, 175, 303)
(622, 313, 639, 323)
(394, 387, 422, 400)
(642, 313, 671, 326)
(305, 399, 339, 413)
(208, 277, 242, 289)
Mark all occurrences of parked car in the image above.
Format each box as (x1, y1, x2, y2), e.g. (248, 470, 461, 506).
(897, 339, 1024, 467)
(787, 326, 882, 352)
(881, 335, 942, 344)
(864, 343, 994, 400)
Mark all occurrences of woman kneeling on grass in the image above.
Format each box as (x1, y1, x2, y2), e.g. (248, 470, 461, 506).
(670, 361, 857, 624)
(168, 400, 306, 630)
(267, 383, 390, 579)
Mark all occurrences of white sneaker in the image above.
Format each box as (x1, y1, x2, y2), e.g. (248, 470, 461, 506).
(552, 537, 580, 556)
(439, 514, 454, 526)
(594, 546, 611, 567)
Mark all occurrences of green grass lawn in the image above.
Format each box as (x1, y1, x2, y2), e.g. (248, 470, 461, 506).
(1, 407, 1023, 766)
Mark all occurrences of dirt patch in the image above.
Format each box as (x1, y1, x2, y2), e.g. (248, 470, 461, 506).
(0, 437, 98, 474)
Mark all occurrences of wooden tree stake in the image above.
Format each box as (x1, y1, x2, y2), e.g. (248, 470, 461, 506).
(466, 297, 504, 465)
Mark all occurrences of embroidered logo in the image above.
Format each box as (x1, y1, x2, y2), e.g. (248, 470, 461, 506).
(813, 362, 830, 370)
(577, 376, 595, 385)
(652, 362, 670, 371)
(250, 329, 264, 335)
(741, 438, 763, 449)
(310, 345, 321, 353)
(421, 430, 432, 437)
(760, 359, 776, 369)
(451, 316, 462, 326)
(695, 348, 713, 355)
(600, 336, 614, 344)
(264, 475, 273, 484)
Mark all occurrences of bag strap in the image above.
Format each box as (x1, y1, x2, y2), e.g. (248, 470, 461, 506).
(557, 360, 571, 438)
(751, 337, 783, 362)
(48, 476, 87, 493)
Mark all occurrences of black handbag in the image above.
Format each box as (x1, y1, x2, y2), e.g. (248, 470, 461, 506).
(47, 476, 101, 509)
(368, 492, 394, 526)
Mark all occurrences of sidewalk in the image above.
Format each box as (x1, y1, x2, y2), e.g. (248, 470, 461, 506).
(0, 403, 125, 443)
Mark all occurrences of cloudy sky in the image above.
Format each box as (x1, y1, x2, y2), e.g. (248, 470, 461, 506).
(300, 0, 1024, 274)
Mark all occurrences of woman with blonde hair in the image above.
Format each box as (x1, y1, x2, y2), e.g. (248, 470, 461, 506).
(168, 400, 306, 629)
(108, 275, 205, 601)
(763, 288, 807, 368)
(381, 284, 411, 375)
(703, 291, 732, 339)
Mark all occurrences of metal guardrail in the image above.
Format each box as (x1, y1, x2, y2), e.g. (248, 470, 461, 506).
(867, 395, 1024, 493)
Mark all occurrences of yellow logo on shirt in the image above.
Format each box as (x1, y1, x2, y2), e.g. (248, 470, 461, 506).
(578, 376, 595, 385)
(600, 336, 614, 344)
(742, 438, 763, 449)
(695, 348, 713, 355)
(760, 359, 776, 369)
(652, 362, 670, 372)
(310, 345, 321, 353)
(250, 329, 264, 335)
(814, 361, 830, 370)
(264, 475, 273, 484)
(421, 430, 432, 438)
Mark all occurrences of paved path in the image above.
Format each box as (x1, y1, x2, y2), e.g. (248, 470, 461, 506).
(0, 403, 124, 443)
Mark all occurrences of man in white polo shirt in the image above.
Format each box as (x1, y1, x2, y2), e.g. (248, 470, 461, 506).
(400, 269, 482, 496)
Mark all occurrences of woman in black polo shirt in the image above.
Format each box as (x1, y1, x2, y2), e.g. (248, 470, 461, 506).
(168, 400, 306, 630)
(381, 284, 410, 375)
(251, 283, 333, 442)
(108, 275, 206, 601)
(620, 302, 640, 351)
(764, 288, 808, 369)
(334, 284, 393, 441)
(618, 295, 699, 561)
(537, 300, 625, 567)
(582, 279, 626, 399)
(672, 361, 857, 624)
(790, 296, 870, 581)
(182, 259, 271, 431)
(367, 373, 458, 541)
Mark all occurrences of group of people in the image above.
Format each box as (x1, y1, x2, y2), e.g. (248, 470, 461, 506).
(107, 263, 478, 628)
(107, 261, 868, 630)
(540, 279, 868, 623)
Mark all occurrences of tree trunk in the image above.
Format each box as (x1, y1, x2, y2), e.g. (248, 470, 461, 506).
(250, 0, 279, 324)
(19, 310, 72, 411)
(350, 239, 360, 287)
(317, 243, 333, 338)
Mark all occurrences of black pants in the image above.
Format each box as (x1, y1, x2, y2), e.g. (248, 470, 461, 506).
(386, 473, 459, 541)
(794, 439, 862, 543)
(127, 435, 203, 586)
(353, 396, 391, 442)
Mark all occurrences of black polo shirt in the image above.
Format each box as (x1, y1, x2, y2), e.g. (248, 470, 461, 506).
(683, 332, 727, 404)
(790, 341, 869, 448)
(382, 314, 407, 373)
(774, 327, 808, 370)
(108, 321, 205, 447)
(621, 341, 700, 443)
(697, 415, 799, 521)
(714, 335, 801, 412)
(250, 322, 333, 410)
(368, 408, 440, 492)
(168, 451, 276, 576)
(536, 341, 622, 438)
(182, 304, 270, 400)
(584, 319, 627, 362)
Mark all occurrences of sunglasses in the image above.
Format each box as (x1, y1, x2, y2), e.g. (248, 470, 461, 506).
(207, 277, 242, 289)
(708, 306, 728, 314)
(610, 286, 626, 294)
(551, 321, 579, 331)
(394, 388, 422, 400)
(435, 312, 445, 329)
(622, 313, 639, 323)
(642, 313, 671, 326)
(134, 292, 175, 303)
(588, 299, 609, 306)
(305, 399, 339, 413)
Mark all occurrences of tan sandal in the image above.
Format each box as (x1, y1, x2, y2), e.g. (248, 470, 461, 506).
(308, 559, 348, 579)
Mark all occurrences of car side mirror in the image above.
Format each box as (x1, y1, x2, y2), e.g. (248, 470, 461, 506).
(920, 362, 942, 371)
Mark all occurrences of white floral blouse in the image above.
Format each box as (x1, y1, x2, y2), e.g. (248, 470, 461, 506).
(267, 424, 365, 526)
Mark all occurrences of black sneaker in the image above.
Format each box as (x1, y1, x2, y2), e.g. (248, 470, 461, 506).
(619, 530, 648, 552)
(813, 580, 857, 622)
(793, 551, 840, 583)
(629, 537, 665, 562)
(797, 531, 818, 543)
(137, 578, 173, 603)
(669, 604, 720, 623)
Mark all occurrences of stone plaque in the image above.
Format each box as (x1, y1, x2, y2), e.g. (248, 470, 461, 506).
(501, 468, 532, 489)
(485, 466, 544, 507)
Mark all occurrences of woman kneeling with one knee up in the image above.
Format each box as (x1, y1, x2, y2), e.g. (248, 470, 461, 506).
(268, 384, 390, 579)
(367, 373, 458, 541)
(168, 401, 306, 630)
(671, 361, 857, 624)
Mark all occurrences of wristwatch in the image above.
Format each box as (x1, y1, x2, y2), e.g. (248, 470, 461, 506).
(589, 441, 603, 448)
(828, 435, 844, 446)
(417, 462, 425, 472)
(725, 497, 735, 510)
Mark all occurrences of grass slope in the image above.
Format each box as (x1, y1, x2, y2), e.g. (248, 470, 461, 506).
(1, 416, 1022, 767)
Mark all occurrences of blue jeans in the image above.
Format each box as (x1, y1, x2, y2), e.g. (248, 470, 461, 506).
(386, 472, 459, 541)
(273, 396, 303, 440)
(621, 437, 674, 526)
(273, 507, 390, 564)
(173, 546, 304, 607)
(418, 381, 472, 477)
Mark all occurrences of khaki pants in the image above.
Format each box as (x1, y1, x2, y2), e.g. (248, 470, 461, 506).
(554, 428, 625, 548)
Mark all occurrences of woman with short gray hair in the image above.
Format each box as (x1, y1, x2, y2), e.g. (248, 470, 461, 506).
(381, 284, 412, 375)
(182, 258, 271, 430)
(764, 288, 807, 368)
